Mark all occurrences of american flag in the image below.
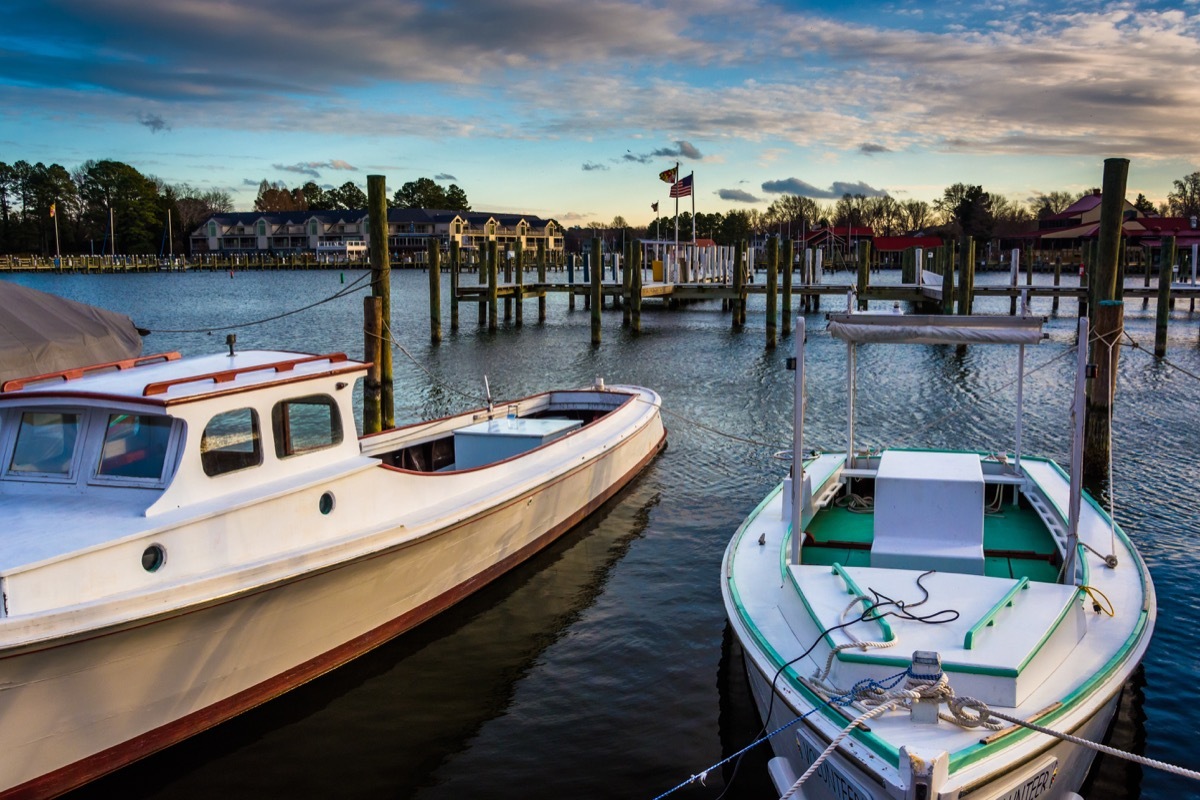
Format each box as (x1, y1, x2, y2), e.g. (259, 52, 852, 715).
(669, 174, 693, 198)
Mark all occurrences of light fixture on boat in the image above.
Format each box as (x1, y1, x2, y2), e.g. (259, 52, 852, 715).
(226, 333, 236, 357)
(319, 492, 335, 515)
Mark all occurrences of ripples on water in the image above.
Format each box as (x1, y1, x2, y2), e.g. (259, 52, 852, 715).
(6, 269, 1197, 799)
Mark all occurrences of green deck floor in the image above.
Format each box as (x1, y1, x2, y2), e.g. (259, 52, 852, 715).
(800, 503, 1060, 582)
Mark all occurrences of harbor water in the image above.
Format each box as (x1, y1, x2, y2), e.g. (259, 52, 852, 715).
(5, 267, 1197, 799)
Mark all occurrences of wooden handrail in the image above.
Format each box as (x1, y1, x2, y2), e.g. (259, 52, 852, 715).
(1, 352, 180, 392)
(142, 353, 349, 397)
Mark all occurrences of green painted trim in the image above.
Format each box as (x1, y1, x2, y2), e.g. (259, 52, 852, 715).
(948, 609, 1150, 773)
(831, 562, 896, 642)
(838, 650, 1020, 678)
(726, 572, 902, 768)
(963, 578, 1029, 649)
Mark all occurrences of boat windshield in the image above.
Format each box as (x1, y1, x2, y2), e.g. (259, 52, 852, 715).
(97, 414, 173, 480)
(8, 411, 80, 476)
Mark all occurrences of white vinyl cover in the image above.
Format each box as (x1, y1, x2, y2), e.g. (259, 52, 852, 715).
(827, 313, 1044, 345)
(0, 282, 143, 384)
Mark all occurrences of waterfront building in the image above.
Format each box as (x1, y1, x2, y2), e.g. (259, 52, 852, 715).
(189, 208, 562, 258)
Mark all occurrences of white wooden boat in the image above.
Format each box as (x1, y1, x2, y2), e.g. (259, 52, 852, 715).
(0, 348, 665, 797)
(723, 313, 1155, 800)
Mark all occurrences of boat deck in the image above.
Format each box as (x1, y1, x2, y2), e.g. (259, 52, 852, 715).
(801, 503, 1060, 582)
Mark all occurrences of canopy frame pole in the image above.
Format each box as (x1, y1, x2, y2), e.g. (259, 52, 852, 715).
(1014, 290, 1028, 478)
(1064, 316, 1089, 585)
(791, 317, 806, 566)
(845, 290, 855, 471)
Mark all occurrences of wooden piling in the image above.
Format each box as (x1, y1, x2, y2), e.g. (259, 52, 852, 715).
(515, 240, 524, 328)
(1052, 256, 1061, 313)
(363, 296, 383, 434)
(427, 237, 441, 344)
(366, 174, 393, 429)
(488, 240, 499, 332)
(733, 240, 746, 328)
(568, 255, 576, 311)
(1084, 158, 1129, 480)
(856, 242, 870, 310)
(478, 244, 487, 325)
(622, 239, 632, 327)
(1079, 240, 1091, 320)
(537, 239, 547, 323)
(450, 240, 460, 332)
(941, 241, 955, 314)
(766, 236, 778, 348)
(503, 245, 513, 322)
(957, 237, 975, 315)
(1155, 235, 1175, 358)
(590, 237, 602, 345)
(782, 238, 794, 335)
(632, 240, 643, 333)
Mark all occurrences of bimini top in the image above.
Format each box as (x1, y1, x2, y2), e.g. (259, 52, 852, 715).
(0, 350, 368, 407)
(827, 313, 1046, 346)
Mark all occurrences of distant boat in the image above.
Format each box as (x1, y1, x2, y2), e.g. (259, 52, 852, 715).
(0, 349, 665, 797)
(723, 312, 1154, 800)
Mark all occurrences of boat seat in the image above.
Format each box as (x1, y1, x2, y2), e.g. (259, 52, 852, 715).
(871, 450, 985, 575)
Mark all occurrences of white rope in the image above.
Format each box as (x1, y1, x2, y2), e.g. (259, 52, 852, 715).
(779, 702, 899, 800)
(986, 708, 1200, 781)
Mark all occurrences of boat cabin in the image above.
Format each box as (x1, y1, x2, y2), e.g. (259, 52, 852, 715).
(0, 351, 365, 516)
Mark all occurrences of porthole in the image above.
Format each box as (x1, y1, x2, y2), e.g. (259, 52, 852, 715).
(319, 491, 335, 515)
(141, 544, 167, 573)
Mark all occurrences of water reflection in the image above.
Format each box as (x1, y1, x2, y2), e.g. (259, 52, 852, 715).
(66, 478, 663, 800)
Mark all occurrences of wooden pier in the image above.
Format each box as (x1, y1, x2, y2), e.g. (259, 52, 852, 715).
(448, 239, 1200, 353)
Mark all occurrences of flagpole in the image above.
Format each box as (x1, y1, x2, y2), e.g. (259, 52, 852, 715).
(691, 172, 695, 243)
(673, 161, 679, 283)
(52, 204, 60, 258)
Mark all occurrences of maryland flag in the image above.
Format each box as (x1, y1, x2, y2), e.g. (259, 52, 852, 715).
(49, 203, 56, 218)
(658, 166, 677, 184)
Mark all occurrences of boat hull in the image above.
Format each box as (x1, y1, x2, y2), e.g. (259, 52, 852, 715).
(738, 639, 1120, 800)
(1, 412, 665, 798)
(723, 452, 1154, 800)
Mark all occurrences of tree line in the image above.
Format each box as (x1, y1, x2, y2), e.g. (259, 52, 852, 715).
(253, 176, 470, 214)
(0, 159, 234, 257)
(585, 172, 1199, 248)
(0, 163, 472, 256)
(3, 157, 1196, 256)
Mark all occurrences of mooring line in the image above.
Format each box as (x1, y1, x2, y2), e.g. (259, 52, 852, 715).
(147, 270, 372, 333)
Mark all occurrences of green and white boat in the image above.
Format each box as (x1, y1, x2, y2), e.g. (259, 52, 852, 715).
(722, 312, 1155, 800)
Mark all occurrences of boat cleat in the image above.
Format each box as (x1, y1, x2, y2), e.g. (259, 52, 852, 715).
(910, 650, 942, 725)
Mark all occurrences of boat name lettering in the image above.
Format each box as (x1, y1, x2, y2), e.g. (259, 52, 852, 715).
(997, 762, 1057, 800)
(796, 735, 870, 800)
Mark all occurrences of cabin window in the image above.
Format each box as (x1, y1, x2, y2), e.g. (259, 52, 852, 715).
(96, 414, 173, 481)
(8, 411, 80, 477)
(201, 408, 262, 477)
(272, 394, 342, 458)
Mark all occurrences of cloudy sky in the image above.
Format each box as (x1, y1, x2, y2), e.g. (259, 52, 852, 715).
(2, 0, 1198, 224)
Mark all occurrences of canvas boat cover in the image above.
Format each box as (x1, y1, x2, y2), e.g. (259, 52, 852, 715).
(827, 313, 1045, 346)
(0, 282, 143, 384)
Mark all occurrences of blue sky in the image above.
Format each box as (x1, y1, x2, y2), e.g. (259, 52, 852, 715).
(2, 0, 1198, 225)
